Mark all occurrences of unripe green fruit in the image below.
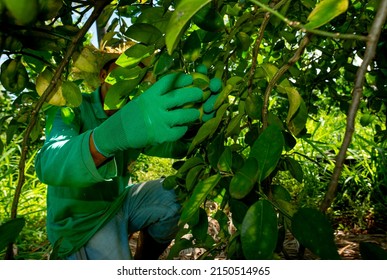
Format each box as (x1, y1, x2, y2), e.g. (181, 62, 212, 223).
(209, 78, 222, 93)
(4, 0, 38, 25)
(195, 64, 208, 75)
(0, 59, 28, 93)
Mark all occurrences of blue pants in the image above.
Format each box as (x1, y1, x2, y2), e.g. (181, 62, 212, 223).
(67, 179, 180, 260)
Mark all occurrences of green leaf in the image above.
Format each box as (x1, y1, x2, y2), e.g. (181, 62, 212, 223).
(228, 233, 244, 259)
(185, 164, 204, 191)
(125, 23, 163, 46)
(291, 208, 340, 259)
(104, 66, 146, 110)
(277, 85, 301, 123)
(230, 157, 259, 199)
(301, 0, 315, 9)
(359, 242, 387, 260)
(182, 30, 202, 62)
(178, 156, 205, 175)
(137, 7, 172, 33)
(272, 185, 292, 202)
(360, 114, 376, 127)
(250, 125, 284, 182)
(260, 63, 279, 80)
(192, 4, 225, 32)
(45, 106, 59, 135)
(0, 218, 25, 250)
(167, 233, 193, 259)
(105, 66, 145, 85)
(188, 103, 228, 154)
(192, 208, 209, 242)
(62, 81, 82, 108)
(214, 210, 230, 239)
(154, 52, 175, 76)
(116, 44, 154, 68)
(285, 157, 304, 183)
(97, 4, 115, 28)
(245, 93, 263, 120)
(225, 113, 243, 137)
(213, 84, 233, 110)
(29, 119, 40, 142)
(287, 98, 308, 136)
(166, 0, 211, 54)
(104, 78, 144, 110)
(304, 0, 349, 29)
(60, 107, 75, 125)
(230, 199, 248, 230)
(180, 174, 221, 225)
(162, 175, 178, 190)
(270, 0, 292, 27)
(22, 49, 51, 73)
(217, 146, 232, 172)
(6, 121, 18, 145)
(103, 82, 129, 110)
(207, 132, 225, 169)
(241, 199, 278, 259)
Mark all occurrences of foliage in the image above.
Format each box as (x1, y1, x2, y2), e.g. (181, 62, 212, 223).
(0, 0, 386, 260)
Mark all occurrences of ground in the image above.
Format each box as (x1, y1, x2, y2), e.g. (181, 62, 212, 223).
(129, 223, 387, 260)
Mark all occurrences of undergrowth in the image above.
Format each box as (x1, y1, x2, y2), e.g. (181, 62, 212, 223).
(0, 109, 385, 259)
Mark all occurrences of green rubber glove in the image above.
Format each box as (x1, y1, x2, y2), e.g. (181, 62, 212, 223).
(93, 72, 203, 157)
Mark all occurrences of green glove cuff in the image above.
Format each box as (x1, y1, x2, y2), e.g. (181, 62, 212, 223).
(93, 102, 146, 155)
(92, 130, 114, 158)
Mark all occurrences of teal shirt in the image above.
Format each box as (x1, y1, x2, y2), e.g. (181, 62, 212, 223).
(35, 89, 141, 257)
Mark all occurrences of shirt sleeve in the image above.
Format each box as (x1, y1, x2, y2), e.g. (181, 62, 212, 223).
(35, 108, 117, 188)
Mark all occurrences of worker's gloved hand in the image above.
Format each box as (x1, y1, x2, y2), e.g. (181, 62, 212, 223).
(93, 72, 203, 157)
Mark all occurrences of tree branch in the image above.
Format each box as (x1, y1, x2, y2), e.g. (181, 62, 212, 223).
(262, 34, 312, 129)
(320, 0, 387, 212)
(247, 0, 287, 95)
(5, 0, 112, 260)
(249, 0, 368, 41)
(248, 12, 271, 95)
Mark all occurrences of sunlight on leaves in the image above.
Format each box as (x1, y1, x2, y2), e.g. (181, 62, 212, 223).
(166, 0, 211, 54)
(179, 174, 221, 225)
(241, 199, 278, 259)
(304, 0, 349, 29)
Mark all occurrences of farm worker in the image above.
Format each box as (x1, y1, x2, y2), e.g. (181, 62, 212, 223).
(34, 51, 220, 260)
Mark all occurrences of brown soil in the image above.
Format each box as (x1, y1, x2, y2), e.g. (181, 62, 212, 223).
(129, 228, 387, 260)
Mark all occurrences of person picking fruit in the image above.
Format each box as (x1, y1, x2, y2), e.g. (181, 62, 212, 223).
(35, 51, 221, 260)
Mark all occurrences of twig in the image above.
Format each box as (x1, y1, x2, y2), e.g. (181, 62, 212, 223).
(5, 0, 112, 260)
(247, 0, 288, 94)
(248, 0, 368, 41)
(248, 12, 271, 95)
(320, 0, 387, 212)
(3, 50, 54, 68)
(262, 34, 312, 129)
